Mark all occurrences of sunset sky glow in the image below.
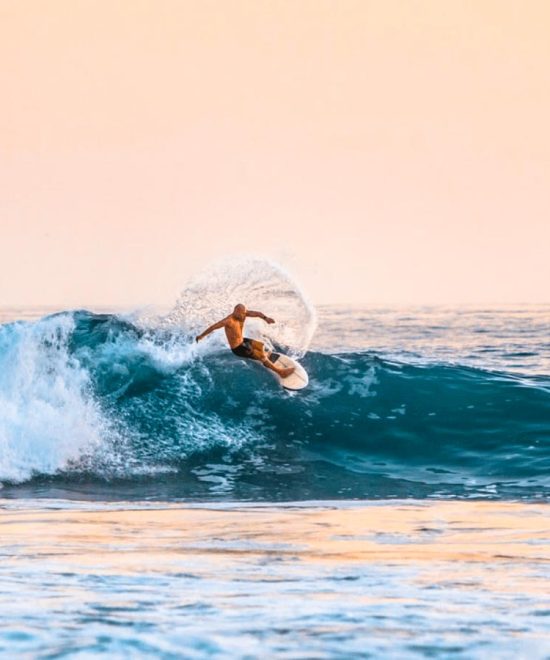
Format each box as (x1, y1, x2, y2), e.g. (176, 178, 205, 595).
(1, 0, 549, 306)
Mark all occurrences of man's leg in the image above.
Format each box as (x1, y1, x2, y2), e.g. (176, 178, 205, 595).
(249, 339, 294, 378)
(248, 338, 271, 360)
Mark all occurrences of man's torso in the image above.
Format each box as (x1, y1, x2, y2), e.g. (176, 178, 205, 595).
(224, 317, 244, 349)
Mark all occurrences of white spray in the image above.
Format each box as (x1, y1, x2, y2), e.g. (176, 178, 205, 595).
(159, 256, 317, 358)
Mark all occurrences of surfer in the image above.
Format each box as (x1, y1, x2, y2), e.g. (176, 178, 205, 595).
(195, 304, 295, 378)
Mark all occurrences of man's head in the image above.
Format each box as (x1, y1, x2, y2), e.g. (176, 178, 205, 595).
(232, 303, 247, 321)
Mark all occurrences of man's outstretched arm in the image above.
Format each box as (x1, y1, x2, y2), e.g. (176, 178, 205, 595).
(246, 310, 275, 324)
(195, 317, 228, 342)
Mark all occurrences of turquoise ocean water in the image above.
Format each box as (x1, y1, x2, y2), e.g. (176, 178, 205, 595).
(0, 263, 548, 657)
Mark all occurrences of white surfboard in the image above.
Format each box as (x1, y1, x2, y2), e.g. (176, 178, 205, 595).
(269, 352, 309, 391)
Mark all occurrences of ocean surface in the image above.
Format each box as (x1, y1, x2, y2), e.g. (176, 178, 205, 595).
(0, 263, 549, 657)
(1, 302, 548, 502)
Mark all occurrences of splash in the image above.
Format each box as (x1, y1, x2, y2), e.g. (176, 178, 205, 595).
(161, 256, 317, 358)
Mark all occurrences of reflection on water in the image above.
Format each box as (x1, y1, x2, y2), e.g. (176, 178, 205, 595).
(315, 304, 550, 375)
(0, 500, 548, 657)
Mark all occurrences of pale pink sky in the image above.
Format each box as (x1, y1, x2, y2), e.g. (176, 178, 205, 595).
(1, 1, 549, 306)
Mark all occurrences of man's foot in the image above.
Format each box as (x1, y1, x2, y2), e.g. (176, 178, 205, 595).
(278, 366, 295, 378)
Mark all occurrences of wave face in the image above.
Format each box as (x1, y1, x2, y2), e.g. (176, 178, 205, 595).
(1, 309, 549, 501)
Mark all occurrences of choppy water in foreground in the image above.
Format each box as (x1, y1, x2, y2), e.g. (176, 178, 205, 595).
(0, 291, 549, 657)
(1, 499, 549, 659)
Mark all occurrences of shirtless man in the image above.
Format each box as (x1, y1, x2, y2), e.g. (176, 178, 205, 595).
(195, 304, 295, 378)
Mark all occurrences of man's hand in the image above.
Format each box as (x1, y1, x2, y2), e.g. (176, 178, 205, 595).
(195, 335, 203, 343)
(264, 316, 275, 324)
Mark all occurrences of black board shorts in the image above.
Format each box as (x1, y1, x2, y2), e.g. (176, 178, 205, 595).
(231, 338, 256, 359)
